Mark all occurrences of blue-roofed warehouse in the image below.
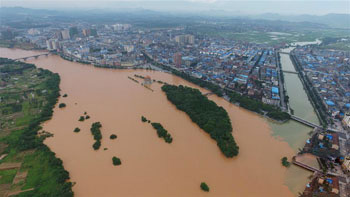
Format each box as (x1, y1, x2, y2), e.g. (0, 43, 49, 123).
(272, 87, 279, 94)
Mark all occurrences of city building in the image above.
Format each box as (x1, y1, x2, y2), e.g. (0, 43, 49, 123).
(69, 27, 78, 37)
(27, 28, 40, 35)
(144, 76, 152, 85)
(342, 113, 350, 129)
(112, 24, 131, 31)
(173, 52, 182, 67)
(342, 156, 350, 173)
(55, 31, 63, 40)
(46, 39, 59, 51)
(124, 45, 134, 53)
(174, 34, 194, 45)
(82, 29, 91, 37)
(61, 29, 70, 40)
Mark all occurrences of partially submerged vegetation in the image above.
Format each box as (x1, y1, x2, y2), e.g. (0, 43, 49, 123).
(90, 122, 102, 150)
(141, 116, 148, 122)
(225, 89, 290, 121)
(78, 116, 85, 121)
(112, 156, 122, 166)
(281, 157, 291, 167)
(200, 182, 210, 192)
(74, 127, 81, 133)
(0, 58, 73, 196)
(110, 134, 117, 139)
(58, 103, 66, 108)
(141, 116, 173, 143)
(151, 123, 173, 143)
(162, 84, 239, 157)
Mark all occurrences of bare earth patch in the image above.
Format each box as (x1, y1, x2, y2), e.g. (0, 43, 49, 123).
(0, 163, 21, 171)
(12, 170, 28, 185)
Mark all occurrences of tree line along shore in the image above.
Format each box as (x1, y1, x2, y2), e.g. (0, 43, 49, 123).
(0, 58, 73, 196)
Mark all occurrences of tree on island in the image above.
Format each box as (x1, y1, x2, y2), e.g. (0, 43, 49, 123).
(162, 84, 238, 157)
(200, 182, 210, 192)
(93, 141, 101, 150)
(151, 122, 173, 144)
(58, 103, 66, 108)
(112, 156, 122, 166)
(90, 122, 102, 150)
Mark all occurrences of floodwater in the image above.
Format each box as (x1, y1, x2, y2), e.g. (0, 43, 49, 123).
(1, 48, 302, 196)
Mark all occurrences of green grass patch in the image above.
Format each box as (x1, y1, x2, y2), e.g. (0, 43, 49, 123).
(0, 169, 17, 184)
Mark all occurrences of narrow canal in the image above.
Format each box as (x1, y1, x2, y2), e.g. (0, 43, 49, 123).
(269, 41, 321, 195)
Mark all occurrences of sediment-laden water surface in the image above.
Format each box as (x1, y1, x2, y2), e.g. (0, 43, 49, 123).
(1, 48, 298, 196)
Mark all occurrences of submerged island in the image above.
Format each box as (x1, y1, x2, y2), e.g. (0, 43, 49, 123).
(90, 122, 102, 150)
(161, 84, 239, 157)
(151, 122, 173, 143)
(141, 116, 172, 143)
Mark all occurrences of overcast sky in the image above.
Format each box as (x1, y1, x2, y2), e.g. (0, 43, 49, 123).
(1, 0, 349, 15)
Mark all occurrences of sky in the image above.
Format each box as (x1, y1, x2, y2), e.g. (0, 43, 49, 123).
(1, 0, 349, 15)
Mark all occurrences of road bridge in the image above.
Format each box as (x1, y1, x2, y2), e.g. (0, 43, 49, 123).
(14, 53, 50, 61)
(290, 115, 339, 132)
(290, 115, 320, 128)
(282, 70, 298, 74)
(293, 160, 322, 173)
(279, 51, 290, 55)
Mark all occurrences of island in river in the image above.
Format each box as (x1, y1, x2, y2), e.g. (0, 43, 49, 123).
(0, 47, 312, 197)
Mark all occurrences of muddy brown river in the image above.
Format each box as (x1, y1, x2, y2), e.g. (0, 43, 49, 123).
(1, 48, 308, 196)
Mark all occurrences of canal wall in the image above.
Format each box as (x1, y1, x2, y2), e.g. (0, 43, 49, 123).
(289, 52, 327, 126)
(276, 52, 289, 112)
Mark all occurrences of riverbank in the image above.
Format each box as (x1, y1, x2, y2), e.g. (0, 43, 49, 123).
(0, 47, 298, 196)
(0, 58, 73, 196)
(0, 39, 43, 51)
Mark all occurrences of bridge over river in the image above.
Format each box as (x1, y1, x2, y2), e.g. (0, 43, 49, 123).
(282, 70, 298, 74)
(14, 53, 51, 61)
(279, 51, 290, 55)
(290, 115, 339, 132)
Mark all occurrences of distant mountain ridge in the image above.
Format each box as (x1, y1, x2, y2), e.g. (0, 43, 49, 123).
(251, 13, 350, 29)
(0, 7, 349, 29)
